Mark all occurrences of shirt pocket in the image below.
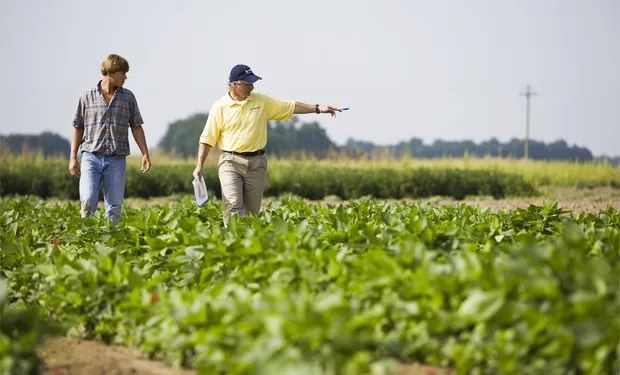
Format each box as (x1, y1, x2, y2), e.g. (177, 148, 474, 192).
(84, 107, 103, 125)
(111, 105, 131, 127)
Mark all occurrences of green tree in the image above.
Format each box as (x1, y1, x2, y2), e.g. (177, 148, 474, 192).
(0, 132, 70, 157)
(266, 117, 337, 158)
(158, 113, 207, 157)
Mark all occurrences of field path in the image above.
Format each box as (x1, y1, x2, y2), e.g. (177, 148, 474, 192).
(38, 337, 450, 375)
(39, 337, 194, 375)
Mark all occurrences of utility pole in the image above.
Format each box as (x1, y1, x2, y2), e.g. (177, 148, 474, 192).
(520, 85, 537, 159)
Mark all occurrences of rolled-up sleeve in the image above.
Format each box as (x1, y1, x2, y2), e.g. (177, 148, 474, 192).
(72, 97, 85, 128)
(129, 92, 144, 127)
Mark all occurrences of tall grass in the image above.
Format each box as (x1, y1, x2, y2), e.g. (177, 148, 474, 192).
(3, 152, 619, 189)
(146, 150, 620, 188)
(269, 155, 620, 188)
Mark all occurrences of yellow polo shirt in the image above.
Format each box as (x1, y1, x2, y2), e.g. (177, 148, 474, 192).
(199, 92, 295, 152)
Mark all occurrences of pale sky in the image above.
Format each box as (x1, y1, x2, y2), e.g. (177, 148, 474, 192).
(1, 0, 618, 156)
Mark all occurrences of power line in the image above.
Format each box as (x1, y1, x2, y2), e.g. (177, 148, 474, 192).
(520, 85, 538, 159)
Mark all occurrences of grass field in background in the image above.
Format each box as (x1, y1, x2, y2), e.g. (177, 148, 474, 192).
(138, 152, 620, 188)
(268, 156, 620, 188)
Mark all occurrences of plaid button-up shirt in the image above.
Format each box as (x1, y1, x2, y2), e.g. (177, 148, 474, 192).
(72, 82, 144, 156)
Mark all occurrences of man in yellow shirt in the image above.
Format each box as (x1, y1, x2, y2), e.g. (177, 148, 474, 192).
(193, 64, 341, 223)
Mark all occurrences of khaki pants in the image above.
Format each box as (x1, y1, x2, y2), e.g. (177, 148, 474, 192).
(218, 152, 267, 224)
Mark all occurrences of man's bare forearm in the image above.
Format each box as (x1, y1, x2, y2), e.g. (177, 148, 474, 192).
(196, 142, 212, 168)
(131, 126, 150, 156)
(294, 102, 317, 114)
(294, 102, 341, 116)
(70, 127, 84, 159)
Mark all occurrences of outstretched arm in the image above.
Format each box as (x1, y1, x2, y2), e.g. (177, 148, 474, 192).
(294, 102, 341, 117)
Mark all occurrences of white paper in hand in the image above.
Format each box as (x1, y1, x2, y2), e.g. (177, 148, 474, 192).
(192, 176, 209, 207)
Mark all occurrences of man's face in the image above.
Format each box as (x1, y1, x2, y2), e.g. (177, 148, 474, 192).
(231, 81, 254, 98)
(108, 71, 127, 87)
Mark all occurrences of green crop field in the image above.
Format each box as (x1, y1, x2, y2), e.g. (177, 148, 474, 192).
(1, 196, 619, 374)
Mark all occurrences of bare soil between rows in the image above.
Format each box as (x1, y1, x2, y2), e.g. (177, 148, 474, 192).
(39, 337, 193, 375)
(38, 337, 449, 375)
(38, 187, 618, 374)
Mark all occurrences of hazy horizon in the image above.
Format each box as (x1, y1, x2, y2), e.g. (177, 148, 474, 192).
(1, 1, 618, 156)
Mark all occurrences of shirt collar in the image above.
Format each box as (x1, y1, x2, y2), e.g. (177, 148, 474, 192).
(224, 92, 255, 107)
(96, 80, 124, 96)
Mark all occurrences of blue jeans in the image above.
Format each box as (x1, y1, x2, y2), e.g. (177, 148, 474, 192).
(79, 152, 126, 224)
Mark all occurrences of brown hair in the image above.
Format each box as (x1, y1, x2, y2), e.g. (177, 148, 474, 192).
(100, 54, 129, 76)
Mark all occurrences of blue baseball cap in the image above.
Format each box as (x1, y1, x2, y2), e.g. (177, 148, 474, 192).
(229, 64, 262, 83)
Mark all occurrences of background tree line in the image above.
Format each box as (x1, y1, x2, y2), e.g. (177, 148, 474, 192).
(343, 137, 597, 161)
(1, 115, 618, 165)
(0, 132, 69, 157)
(158, 113, 610, 162)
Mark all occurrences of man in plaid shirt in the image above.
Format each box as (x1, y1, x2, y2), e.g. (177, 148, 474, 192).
(69, 54, 151, 224)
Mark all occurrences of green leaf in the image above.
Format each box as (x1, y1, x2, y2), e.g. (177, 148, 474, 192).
(458, 289, 505, 322)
